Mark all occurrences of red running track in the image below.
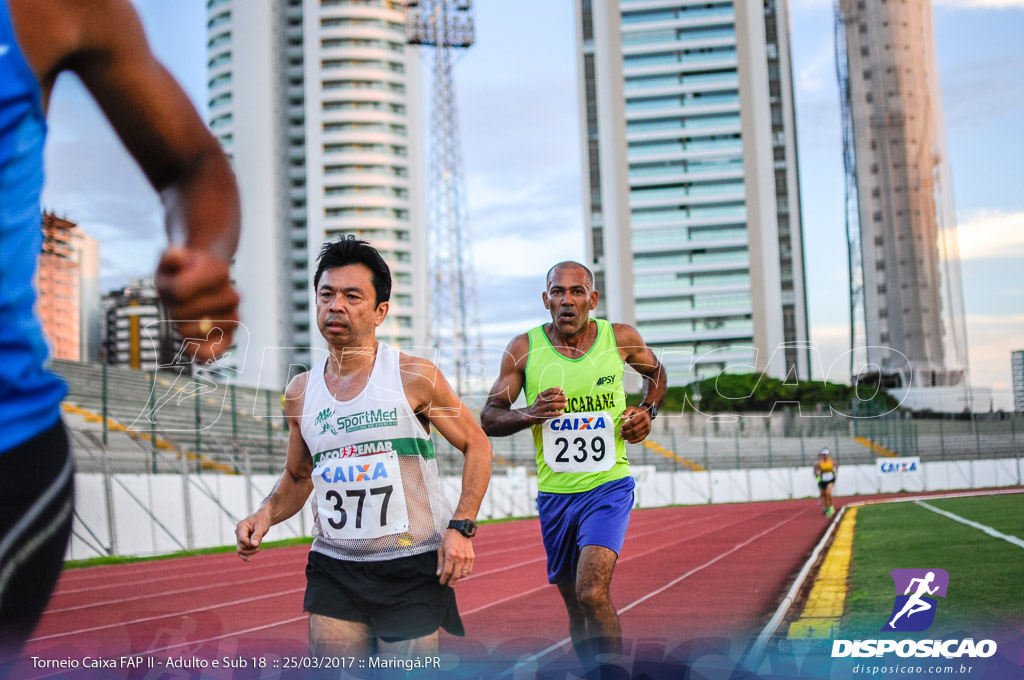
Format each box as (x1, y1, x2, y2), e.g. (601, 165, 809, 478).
(17, 498, 833, 678)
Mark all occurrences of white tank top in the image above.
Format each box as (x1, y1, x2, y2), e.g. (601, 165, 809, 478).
(300, 343, 452, 562)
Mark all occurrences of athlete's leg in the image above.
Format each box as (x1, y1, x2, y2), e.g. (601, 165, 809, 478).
(0, 422, 73, 666)
(310, 613, 374, 658)
(377, 632, 439, 678)
(575, 545, 622, 663)
(556, 582, 592, 663)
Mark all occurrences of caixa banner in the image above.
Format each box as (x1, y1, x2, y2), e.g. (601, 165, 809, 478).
(877, 456, 921, 477)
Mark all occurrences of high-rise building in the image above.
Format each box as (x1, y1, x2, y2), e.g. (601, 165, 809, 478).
(837, 0, 968, 388)
(575, 0, 810, 386)
(35, 212, 101, 362)
(205, 0, 427, 390)
(101, 278, 179, 372)
(1012, 350, 1024, 413)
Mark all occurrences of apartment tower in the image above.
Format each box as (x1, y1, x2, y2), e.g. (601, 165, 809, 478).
(205, 0, 427, 389)
(837, 0, 968, 387)
(576, 0, 810, 385)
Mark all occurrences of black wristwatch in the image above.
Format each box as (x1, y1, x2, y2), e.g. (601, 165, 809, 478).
(447, 519, 477, 538)
(639, 402, 659, 419)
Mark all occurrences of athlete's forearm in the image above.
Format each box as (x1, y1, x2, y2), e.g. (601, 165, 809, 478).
(639, 361, 668, 408)
(258, 468, 312, 526)
(162, 148, 240, 262)
(480, 404, 538, 437)
(450, 436, 493, 520)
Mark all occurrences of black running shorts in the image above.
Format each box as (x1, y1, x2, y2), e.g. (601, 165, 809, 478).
(0, 420, 74, 658)
(303, 549, 464, 642)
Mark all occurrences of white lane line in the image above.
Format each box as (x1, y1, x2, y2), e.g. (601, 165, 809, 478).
(39, 519, 690, 638)
(463, 508, 775, 614)
(617, 510, 806, 616)
(140, 615, 309, 656)
(494, 510, 809, 677)
(55, 548, 304, 583)
(53, 552, 303, 595)
(915, 500, 1024, 549)
(44, 571, 299, 615)
(30, 588, 305, 642)
(744, 505, 845, 669)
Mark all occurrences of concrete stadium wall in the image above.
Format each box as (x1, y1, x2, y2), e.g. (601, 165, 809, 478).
(67, 457, 1023, 560)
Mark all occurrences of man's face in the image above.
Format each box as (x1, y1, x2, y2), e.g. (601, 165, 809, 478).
(315, 264, 388, 346)
(542, 266, 599, 337)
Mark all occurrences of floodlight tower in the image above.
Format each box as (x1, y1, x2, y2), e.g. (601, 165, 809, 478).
(407, 0, 482, 396)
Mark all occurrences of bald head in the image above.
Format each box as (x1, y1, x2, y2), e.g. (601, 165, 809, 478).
(546, 261, 594, 289)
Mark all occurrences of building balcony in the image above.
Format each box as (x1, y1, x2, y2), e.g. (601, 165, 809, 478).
(627, 122, 742, 144)
(635, 282, 750, 299)
(621, 14, 736, 43)
(627, 144, 743, 166)
(636, 306, 753, 324)
(626, 100, 740, 122)
(622, 56, 737, 79)
(620, 0, 734, 15)
(629, 167, 744, 187)
(630, 190, 746, 210)
(632, 236, 749, 254)
(618, 34, 733, 57)
(319, 130, 407, 146)
(638, 325, 754, 345)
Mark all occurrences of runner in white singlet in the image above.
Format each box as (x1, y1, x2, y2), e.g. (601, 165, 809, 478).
(235, 238, 491, 663)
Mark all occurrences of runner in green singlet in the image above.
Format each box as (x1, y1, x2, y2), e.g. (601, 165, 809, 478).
(481, 261, 667, 671)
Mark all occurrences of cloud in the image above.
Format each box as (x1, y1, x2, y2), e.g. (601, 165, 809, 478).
(941, 53, 1024, 128)
(956, 210, 1024, 260)
(798, 43, 836, 94)
(473, 231, 584, 281)
(964, 314, 1024, 400)
(807, 315, 1024, 393)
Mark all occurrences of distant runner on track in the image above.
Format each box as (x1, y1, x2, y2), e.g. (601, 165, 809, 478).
(480, 261, 666, 671)
(235, 238, 491, 663)
(814, 448, 838, 517)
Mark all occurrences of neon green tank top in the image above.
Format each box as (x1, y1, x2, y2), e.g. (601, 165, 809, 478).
(525, 319, 630, 494)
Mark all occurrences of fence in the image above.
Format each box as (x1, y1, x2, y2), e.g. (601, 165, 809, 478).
(67, 454, 1024, 561)
(53, 360, 1024, 559)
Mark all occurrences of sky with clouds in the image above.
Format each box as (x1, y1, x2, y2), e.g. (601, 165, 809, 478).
(39, 0, 1024, 406)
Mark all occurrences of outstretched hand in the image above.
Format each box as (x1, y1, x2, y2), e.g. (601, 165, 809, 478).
(155, 246, 239, 363)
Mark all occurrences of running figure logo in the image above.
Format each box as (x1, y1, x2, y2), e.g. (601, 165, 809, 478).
(883, 568, 949, 632)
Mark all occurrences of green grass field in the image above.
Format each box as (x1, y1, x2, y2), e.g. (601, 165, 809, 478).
(843, 493, 1024, 638)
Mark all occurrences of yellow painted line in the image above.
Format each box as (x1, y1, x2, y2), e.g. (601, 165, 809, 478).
(854, 436, 897, 458)
(643, 439, 705, 471)
(787, 506, 859, 639)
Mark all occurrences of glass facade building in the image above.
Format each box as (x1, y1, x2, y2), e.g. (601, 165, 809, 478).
(576, 0, 809, 385)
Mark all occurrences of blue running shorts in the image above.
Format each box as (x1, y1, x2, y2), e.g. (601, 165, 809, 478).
(537, 475, 635, 585)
